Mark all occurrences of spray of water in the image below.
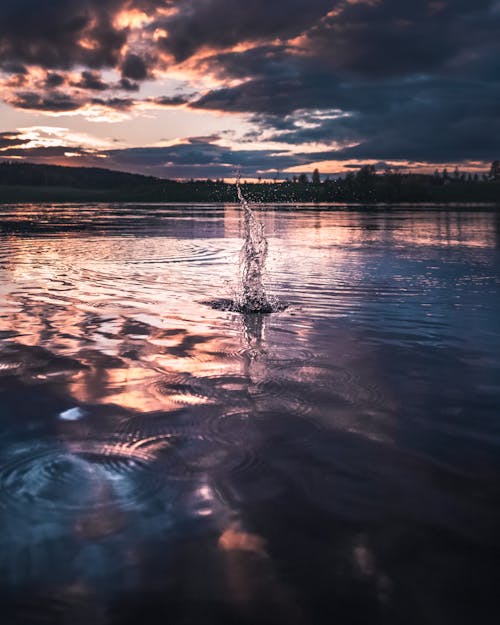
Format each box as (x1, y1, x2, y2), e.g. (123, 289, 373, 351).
(235, 176, 273, 313)
(205, 175, 285, 313)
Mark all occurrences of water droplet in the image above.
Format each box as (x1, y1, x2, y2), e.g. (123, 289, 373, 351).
(59, 407, 85, 421)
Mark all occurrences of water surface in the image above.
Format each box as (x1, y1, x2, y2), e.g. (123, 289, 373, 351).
(1, 204, 500, 625)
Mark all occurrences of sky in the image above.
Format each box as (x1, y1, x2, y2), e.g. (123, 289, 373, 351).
(0, 0, 499, 180)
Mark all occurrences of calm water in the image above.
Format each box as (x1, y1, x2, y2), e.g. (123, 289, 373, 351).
(1, 204, 500, 625)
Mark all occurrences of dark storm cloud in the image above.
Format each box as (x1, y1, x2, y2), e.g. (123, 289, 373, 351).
(89, 96, 135, 110)
(212, 72, 500, 164)
(186, 0, 500, 164)
(0, 135, 310, 179)
(0, 145, 88, 158)
(0, 0, 130, 70)
(0, 62, 28, 74)
(298, 0, 499, 78)
(255, 67, 500, 163)
(71, 70, 109, 91)
(2, 0, 496, 78)
(99, 138, 309, 178)
(45, 73, 66, 88)
(8, 91, 136, 113)
(109, 139, 297, 167)
(10, 91, 82, 112)
(289, 77, 500, 163)
(154, 0, 334, 62)
(120, 54, 149, 80)
(118, 78, 140, 91)
(149, 95, 191, 106)
(0, 131, 30, 149)
(0, 0, 499, 168)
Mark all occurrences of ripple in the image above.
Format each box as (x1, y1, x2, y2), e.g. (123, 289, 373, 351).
(280, 363, 387, 408)
(0, 362, 21, 373)
(152, 373, 252, 407)
(208, 411, 323, 448)
(118, 410, 204, 440)
(0, 442, 163, 515)
(129, 242, 228, 266)
(131, 434, 258, 481)
(252, 376, 313, 416)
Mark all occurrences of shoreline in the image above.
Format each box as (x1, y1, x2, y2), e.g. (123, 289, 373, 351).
(1, 197, 499, 209)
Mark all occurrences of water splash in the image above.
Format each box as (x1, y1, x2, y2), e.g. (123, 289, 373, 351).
(206, 176, 285, 313)
(234, 177, 273, 313)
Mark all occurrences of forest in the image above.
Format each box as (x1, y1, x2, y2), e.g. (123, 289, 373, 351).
(0, 161, 499, 203)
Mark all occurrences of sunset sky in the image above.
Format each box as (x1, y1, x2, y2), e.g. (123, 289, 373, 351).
(0, 0, 498, 179)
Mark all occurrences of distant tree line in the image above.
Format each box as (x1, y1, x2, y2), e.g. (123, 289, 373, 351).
(0, 161, 499, 203)
(0, 161, 160, 189)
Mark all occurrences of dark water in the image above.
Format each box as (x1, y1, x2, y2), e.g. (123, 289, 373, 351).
(1, 204, 500, 625)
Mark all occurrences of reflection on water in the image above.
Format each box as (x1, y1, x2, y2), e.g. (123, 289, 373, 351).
(1, 204, 500, 625)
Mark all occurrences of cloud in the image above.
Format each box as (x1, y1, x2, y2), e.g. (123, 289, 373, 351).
(0, 145, 88, 158)
(118, 77, 140, 91)
(184, 0, 500, 164)
(0, 0, 498, 169)
(0, 62, 28, 74)
(152, 0, 334, 62)
(291, 0, 499, 78)
(9, 91, 82, 112)
(71, 70, 109, 91)
(0, 131, 31, 149)
(120, 53, 149, 80)
(147, 95, 191, 107)
(103, 138, 305, 175)
(0, 125, 493, 179)
(0, 128, 312, 178)
(45, 73, 66, 88)
(0, 0, 128, 70)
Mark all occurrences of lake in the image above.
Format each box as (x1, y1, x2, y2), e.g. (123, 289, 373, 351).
(1, 204, 500, 625)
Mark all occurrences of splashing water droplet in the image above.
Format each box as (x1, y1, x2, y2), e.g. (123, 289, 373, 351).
(234, 176, 274, 313)
(58, 407, 86, 421)
(205, 175, 286, 313)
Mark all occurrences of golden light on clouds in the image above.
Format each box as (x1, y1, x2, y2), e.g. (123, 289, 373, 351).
(8, 126, 117, 150)
(153, 28, 169, 41)
(113, 9, 154, 30)
(0, 0, 494, 177)
(78, 38, 100, 51)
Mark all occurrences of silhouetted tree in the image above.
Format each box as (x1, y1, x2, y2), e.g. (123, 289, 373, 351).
(1, 160, 499, 203)
(490, 160, 500, 180)
(355, 165, 376, 200)
(312, 168, 321, 185)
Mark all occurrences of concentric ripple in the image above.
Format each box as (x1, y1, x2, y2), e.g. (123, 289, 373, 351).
(208, 410, 323, 448)
(280, 363, 388, 408)
(131, 434, 258, 481)
(0, 442, 163, 515)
